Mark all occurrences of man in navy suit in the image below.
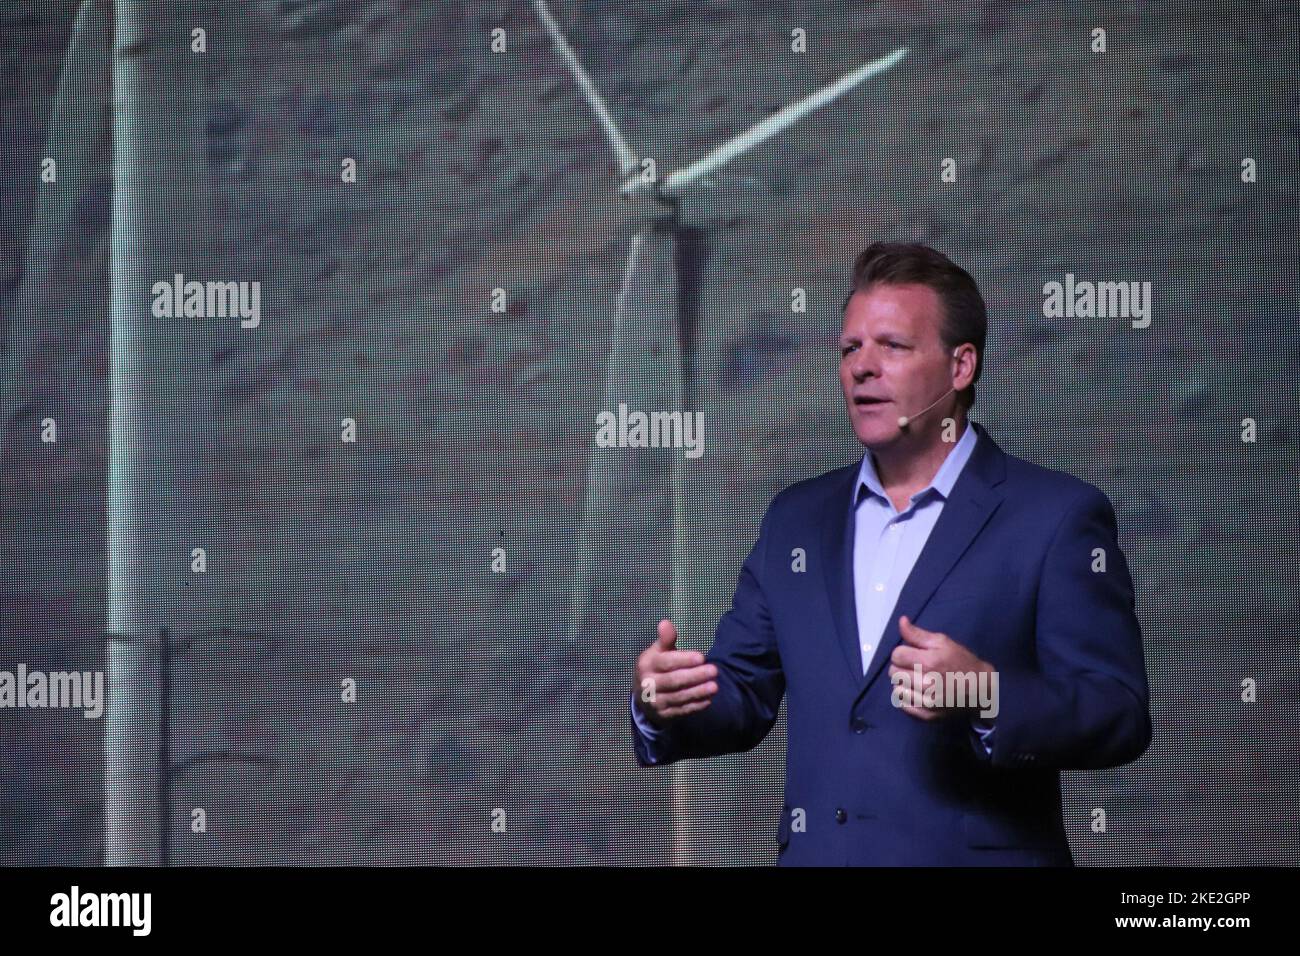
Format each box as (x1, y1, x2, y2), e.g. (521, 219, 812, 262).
(629, 241, 1152, 866)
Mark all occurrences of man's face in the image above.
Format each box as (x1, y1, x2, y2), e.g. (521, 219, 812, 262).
(839, 282, 956, 449)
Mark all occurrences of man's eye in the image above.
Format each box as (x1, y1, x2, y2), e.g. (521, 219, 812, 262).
(841, 345, 856, 356)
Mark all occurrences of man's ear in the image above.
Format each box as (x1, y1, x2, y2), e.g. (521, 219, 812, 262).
(951, 344, 977, 391)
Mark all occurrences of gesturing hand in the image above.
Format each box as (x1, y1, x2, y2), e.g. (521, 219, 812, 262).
(888, 615, 994, 722)
(632, 619, 718, 729)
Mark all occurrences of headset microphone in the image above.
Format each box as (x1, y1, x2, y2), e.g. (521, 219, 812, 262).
(897, 388, 955, 429)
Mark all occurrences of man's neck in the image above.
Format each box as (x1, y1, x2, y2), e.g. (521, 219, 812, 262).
(870, 413, 969, 495)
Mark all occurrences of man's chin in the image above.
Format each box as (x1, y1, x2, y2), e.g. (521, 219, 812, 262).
(853, 422, 902, 449)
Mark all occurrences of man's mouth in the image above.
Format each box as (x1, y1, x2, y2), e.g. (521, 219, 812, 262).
(853, 396, 890, 408)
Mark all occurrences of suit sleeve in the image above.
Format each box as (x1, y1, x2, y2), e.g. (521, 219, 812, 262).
(631, 496, 786, 768)
(987, 485, 1153, 770)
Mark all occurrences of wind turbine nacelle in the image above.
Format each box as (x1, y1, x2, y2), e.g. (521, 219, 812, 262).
(619, 173, 656, 198)
(618, 174, 678, 215)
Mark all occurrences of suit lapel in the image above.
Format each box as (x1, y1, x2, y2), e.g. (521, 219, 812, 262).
(820, 463, 864, 681)
(819, 421, 1009, 696)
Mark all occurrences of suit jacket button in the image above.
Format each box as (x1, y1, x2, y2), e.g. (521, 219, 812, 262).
(851, 718, 867, 733)
(835, 808, 848, 824)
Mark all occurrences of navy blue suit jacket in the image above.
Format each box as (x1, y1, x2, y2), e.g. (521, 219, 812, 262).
(631, 421, 1152, 865)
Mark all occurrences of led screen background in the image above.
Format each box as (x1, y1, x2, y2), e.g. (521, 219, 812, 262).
(1, 0, 1297, 865)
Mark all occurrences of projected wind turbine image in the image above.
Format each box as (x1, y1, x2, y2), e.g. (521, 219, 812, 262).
(532, 0, 907, 861)
(0, 0, 1297, 885)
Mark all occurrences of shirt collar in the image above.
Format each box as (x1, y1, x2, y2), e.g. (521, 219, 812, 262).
(855, 419, 979, 509)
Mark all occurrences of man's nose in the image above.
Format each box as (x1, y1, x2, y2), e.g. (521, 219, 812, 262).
(847, 352, 878, 380)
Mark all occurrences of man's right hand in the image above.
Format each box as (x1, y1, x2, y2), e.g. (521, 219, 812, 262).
(632, 619, 719, 729)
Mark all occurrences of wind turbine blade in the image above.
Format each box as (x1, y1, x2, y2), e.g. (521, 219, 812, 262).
(564, 224, 687, 863)
(566, 225, 682, 625)
(662, 46, 909, 195)
(533, 0, 641, 179)
(1, 0, 110, 461)
(567, 229, 647, 642)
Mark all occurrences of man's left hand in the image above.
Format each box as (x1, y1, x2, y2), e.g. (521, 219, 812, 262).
(889, 614, 994, 722)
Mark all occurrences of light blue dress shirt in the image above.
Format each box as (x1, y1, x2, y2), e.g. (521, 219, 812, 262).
(632, 419, 995, 756)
